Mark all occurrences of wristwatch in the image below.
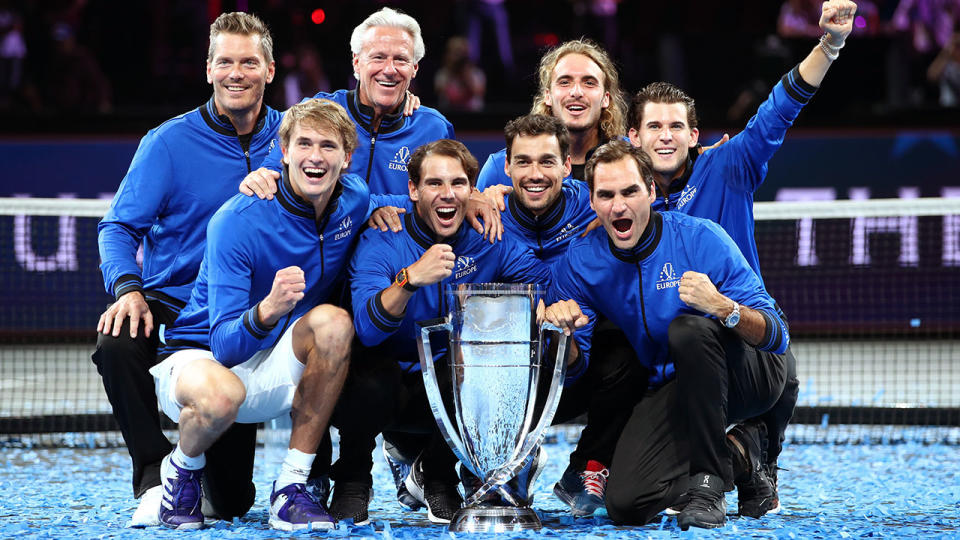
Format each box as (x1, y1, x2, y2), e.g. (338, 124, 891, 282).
(394, 267, 418, 292)
(723, 302, 741, 328)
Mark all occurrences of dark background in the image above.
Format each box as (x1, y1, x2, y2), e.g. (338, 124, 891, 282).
(1, 0, 958, 336)
(2, 0, 960, 132)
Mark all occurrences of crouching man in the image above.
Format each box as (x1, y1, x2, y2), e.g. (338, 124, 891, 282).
(543, 141, 790, 530)
(148, 98, 370, 531)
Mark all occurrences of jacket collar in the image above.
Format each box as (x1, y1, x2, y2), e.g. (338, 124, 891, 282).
(345, 89, 406, 135)
(198, 96, 269, 137)
(406, 208, 465, 250)
(507, 187, 567, 231)
(276, 168, 343, 225)
(655, 146, 702, 199)
(608, 211, 663, 263)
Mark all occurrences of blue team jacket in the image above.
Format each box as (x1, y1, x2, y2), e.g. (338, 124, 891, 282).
(551, 211, 789, 388)
(350, 211, 552, 372)
(500, 179, 596, 266)
(98, 98, 282, 308)
(261, 90, 455, 195)
(161, 172, 372, 368)
(652, 65, 818, 281)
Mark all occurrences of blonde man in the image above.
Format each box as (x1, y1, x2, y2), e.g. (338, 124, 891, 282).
(150, 99, 369, 531)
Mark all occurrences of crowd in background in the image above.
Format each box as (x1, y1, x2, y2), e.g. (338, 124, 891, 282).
(1, 0, 959, 126)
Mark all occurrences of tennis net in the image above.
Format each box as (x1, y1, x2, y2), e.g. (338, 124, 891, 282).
(0, 196, 958, 446)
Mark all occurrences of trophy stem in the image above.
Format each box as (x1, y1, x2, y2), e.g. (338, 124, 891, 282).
(448, 506, 542, 533)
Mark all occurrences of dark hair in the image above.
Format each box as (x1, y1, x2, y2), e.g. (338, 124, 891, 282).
(408, 139, 479, 187)
(628, 82, 698, 131)
(584, 140, 655, 194)
(504, 114, 571, 162)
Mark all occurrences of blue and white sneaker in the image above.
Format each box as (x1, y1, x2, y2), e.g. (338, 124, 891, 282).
(383, 442, 424, 511)
(269, 481, 336, 531)
(553, 459, 609, 517)
(158, 455, 204, 530)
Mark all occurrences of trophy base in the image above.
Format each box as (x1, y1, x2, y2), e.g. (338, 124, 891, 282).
(448, 506, 542, 533)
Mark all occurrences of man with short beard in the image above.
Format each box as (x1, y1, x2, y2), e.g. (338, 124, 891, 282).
(335, 140, 552, 524)
(495, 114, 643, 517)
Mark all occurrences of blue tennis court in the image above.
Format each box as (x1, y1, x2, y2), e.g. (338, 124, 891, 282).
(2, 432, 957, 539)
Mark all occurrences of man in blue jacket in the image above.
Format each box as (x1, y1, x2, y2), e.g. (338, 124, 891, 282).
(626, 0, 857, 518)
(495, 114, 642, 517)
(544, 141, 790, 530)
(93, 12, 282, 527)
(148, 98, 367, 531)
(242, 7, 455, 197)
(329, 140, 551, 525)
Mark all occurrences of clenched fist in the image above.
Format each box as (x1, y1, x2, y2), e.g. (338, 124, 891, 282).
(406, 244, 456, 288)
(678, 271, 730, 317)
(258, 266, 306, 326)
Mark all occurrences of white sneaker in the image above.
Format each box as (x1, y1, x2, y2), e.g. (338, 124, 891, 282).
(127, 485, 162, 528)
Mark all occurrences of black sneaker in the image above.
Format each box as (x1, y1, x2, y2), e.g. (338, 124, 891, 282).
(382, 442, 424, 511)
(328, 481, 372, 526)
(727, 422, 777, 518)
(677, 473, 727, 530)
(404, 457, 463, 524)
(459, 464, 501, 505)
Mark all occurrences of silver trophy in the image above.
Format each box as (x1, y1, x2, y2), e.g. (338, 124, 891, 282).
(417, 283, 569, 532)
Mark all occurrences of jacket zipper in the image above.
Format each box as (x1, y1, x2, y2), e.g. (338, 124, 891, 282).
(365, 134, 378, 183)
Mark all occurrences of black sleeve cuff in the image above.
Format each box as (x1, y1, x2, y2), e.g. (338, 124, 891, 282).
(113, 274, 144, 301)
(757, 310, 783, 352)
(781, 64, 818, 105)
(366, 290, 405, 333)
(243, 302, 277, 339)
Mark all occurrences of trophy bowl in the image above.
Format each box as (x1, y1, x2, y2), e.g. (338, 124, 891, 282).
(417, 283, 569, 533)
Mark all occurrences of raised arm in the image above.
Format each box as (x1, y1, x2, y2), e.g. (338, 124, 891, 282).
(797, 0, 857, 87)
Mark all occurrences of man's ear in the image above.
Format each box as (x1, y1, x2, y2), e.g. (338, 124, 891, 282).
(408, 179, 419, 202)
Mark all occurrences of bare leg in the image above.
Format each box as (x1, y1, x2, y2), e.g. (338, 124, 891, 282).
(174, 357, 246, 457)
(289, 305, 352, 452)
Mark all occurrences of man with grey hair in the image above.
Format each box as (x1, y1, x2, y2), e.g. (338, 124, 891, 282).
(243, 6, 456, 197)
(94, 11, 282, 527)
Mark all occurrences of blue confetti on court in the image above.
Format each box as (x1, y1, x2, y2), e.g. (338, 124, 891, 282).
(1, 440, 958, 539)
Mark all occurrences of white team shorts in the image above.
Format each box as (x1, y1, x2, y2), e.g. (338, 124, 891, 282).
(150, 316, 304, 424)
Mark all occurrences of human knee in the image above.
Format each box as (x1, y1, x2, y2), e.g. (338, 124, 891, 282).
(668, 315, 714, 346)
(304, 305, 353, 349)
(179, 364, 245, 429)
(92, 331, 144, 371)
(605, 475, 661, 525)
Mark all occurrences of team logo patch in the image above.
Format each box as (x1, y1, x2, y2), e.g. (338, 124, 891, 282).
(553, 222, 579, 244)
(389, 146, 411, 172)
(334, 216, 353, 241)
(677, 184, 697, 209)
(454, 255, 478, 279)
(656, 262, 681, 290)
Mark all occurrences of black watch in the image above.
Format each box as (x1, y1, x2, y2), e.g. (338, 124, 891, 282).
(395, 267, 418, 292)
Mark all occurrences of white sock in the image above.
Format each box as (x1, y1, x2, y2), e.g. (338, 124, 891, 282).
(171, 442, 206, 471)
(275, 448, 315, 490)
